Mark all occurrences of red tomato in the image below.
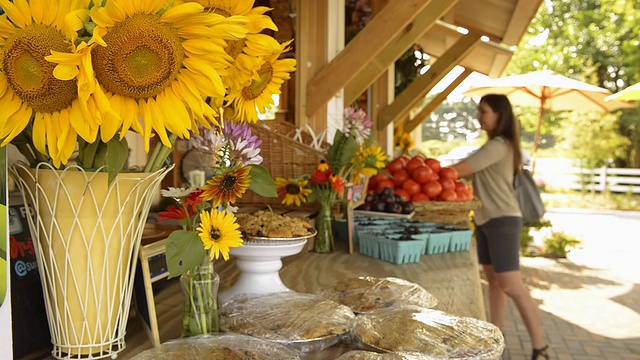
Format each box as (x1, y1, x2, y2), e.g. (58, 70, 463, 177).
(456, 190, 471, 202)
(377, 179, 395, 192)
(411, 193, 430, 203)
(439, 189, 458, 202)
(439, 167, 459, 181)
(425, 158, 441, 173)
(439, 178, 456, 192)
(392, 169, 410, 188)
(399, 155, 411, 167)
(371, 173, 387, 186)
(411, 165, 434, 184)
(454, 181, 469, 194)
(422, 180, 443, 199)
(394, 188, 411, 202)
(387, 158, 405, 173)
(402, 179, 422, 196)
(405, 157, 425, 173)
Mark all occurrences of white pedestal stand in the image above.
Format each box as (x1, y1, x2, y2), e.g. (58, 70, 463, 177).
(219, 239, 307, 304)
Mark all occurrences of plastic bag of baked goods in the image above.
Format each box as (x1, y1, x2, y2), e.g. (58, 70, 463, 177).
(220, 292, 356, 353)
(130, 334, 300, 359)
(335, 350, 406, 359)
(318, 277, 438, 313)
(352, 307, 504, 360)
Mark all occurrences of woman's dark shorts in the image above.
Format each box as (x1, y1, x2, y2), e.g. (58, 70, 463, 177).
(475, 216, 523, 273)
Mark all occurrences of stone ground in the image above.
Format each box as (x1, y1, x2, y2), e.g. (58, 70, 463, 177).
(494, 208, 640, 359)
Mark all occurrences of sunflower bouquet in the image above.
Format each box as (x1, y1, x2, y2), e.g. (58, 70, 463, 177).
(0, 0, 296, 183)
(275, 106, 386, 252)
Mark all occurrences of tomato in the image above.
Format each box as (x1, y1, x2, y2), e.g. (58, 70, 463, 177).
(399, 155, 411, 167)
(411, 165, 434, 184)
(425, 158, 441, 173)
(377, 179, 395, 192)
(394, 188, 411, 202)
(405, 156, 425, 173)
(387, 158, 405, 173)
(439, 167, 459, 181)
(402, 179, 422, 196)
(454, 181, 469, 194)
(456, 190, 471, 202)
(392, 169, 410, 188)
(422, 180, 443, 199)
(411, 193, 430, 203)
(371, 173, 388, 186)
(439, 189, 458, 202)
(438, 178, 456, 191)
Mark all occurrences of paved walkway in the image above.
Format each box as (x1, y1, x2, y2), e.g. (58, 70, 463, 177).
(492, 209, 640, 359)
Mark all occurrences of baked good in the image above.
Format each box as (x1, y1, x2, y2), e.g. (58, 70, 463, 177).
(319, 277, 438, 313)
(220, 292, 355, 352)
(236, 210, 314, 238)
(353, 307, 504, 359)
(335, 350, 404, 360)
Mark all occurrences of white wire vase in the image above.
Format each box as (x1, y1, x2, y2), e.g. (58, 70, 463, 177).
(10, 162, 171, 360)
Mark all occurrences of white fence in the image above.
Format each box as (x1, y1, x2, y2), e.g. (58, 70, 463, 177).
(535, 164, 640, 194)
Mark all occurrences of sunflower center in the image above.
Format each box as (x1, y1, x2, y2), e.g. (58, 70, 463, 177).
(2, 24, 76, 113)
(92, 13, 184, 99)
(209, 228, 222, 241)
(221, 175, 238, 190)
(285, 183, 301, 195)
(242, 62, 273, 100)
(224, 39, 246, 60)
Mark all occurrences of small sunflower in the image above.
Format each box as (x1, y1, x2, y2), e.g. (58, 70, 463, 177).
(226, 36, 296, 122)
(200, 165, 251, 206)
(275, 177, 312, 206)
(197, 209, 243, 261)
(49, 0, 250, 152)
(0, 0, 91, 167)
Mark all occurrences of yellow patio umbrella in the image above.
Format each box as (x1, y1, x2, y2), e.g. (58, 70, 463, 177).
(463, 70, 633, 172)
(605, 82, 640, 102)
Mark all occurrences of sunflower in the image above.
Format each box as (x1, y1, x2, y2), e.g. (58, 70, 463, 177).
(351, 144, 386, 182)
(197, 209, 243, 261)
(275, 177, 312, 206)
(226, 36, 296, 122)
(0, 0, 93, 167)
(49, 0, 250, 152)
(200, 165, 251, 206)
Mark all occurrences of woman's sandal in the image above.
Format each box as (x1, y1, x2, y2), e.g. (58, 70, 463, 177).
(531, 345, 549, 360)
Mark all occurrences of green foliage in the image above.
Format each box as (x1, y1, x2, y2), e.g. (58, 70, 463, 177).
(248, 165, 277, 198)
(544, 232, 581, 258)
(165, 230, 206, 279)
(327, 129, 358, 174)
(520, 219, 553, 256)
(421, 97, 481, 142)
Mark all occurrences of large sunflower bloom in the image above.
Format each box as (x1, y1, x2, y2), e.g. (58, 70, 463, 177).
(0, 0, 92, 167)
(275, 177, 312, 206)
(197, 209, 243, 261)
(200, 165, 251, 206)
(50, 0, 250, 152)
(226, 36, 296, 122)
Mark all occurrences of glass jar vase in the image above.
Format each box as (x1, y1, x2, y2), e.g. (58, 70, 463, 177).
(180, 257, 220, 337)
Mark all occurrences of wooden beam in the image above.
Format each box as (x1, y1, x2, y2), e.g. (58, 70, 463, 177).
(343, 0, 460, 106)
(404, 68, 473, 132)
(377, 31, 481, 131)
(305, 0, 434, 117)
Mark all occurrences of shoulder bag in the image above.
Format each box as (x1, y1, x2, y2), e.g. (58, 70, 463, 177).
(513, 168, 545, 223)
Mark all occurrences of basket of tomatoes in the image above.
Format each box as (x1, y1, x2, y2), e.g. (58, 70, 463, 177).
(366, 155, 481, 229)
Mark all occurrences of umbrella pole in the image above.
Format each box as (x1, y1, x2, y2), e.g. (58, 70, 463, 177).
(531, 103, 545, 174)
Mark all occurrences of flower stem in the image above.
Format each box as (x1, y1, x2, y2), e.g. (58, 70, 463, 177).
(144, 133, 178, 173)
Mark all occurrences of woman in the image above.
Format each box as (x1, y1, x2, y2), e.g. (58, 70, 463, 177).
(449, 94, 549, 360)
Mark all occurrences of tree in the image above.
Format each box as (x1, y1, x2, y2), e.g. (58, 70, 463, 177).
(421, 97, 480, 142)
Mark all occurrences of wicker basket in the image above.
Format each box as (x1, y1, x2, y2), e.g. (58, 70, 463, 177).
(412, 198, 482, 229)
(236, 121, 326, 209)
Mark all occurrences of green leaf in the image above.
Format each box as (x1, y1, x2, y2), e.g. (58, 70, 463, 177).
(328, 130, 357, 174)
(248, 165, 277, 198)
(106, 137, 129, 185)
(165, 230, 207, 279)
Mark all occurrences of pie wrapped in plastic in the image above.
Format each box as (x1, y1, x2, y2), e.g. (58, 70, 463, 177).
(353, 307, 504, 359)
(335, 350, 405, 360)
(318, 277, 438, 313)
(220, 292, 356, 353)
(130, 334, 300, 360)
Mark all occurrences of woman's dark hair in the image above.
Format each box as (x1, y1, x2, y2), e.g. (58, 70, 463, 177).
(480, 94, 522, 174)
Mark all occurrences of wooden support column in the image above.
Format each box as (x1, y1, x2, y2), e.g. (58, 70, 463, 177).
(305, 0, 435, 118)
(377, 31, 482, 131)
(343, 0, 460, 106)
(404, 68, 473, 133)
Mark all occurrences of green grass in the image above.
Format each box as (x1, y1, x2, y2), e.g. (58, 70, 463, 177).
(542, 191, 640, 211)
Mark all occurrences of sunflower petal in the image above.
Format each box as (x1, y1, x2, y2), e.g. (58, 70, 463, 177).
(0, 0, 28, 27)
(32, 113, 47, 156)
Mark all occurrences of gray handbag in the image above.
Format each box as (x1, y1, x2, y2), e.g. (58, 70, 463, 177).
(514, 169, 546, 223)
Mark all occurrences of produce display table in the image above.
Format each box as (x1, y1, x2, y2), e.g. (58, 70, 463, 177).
(216, 240, 486, 359)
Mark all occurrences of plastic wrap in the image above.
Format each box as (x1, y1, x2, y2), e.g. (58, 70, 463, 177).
(335, 350, 406, 359)
(352, 307, 504, 360)
(130, 334, 300, 359)
(318, 277, 438, 313)
(220, 292, 356, 353)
